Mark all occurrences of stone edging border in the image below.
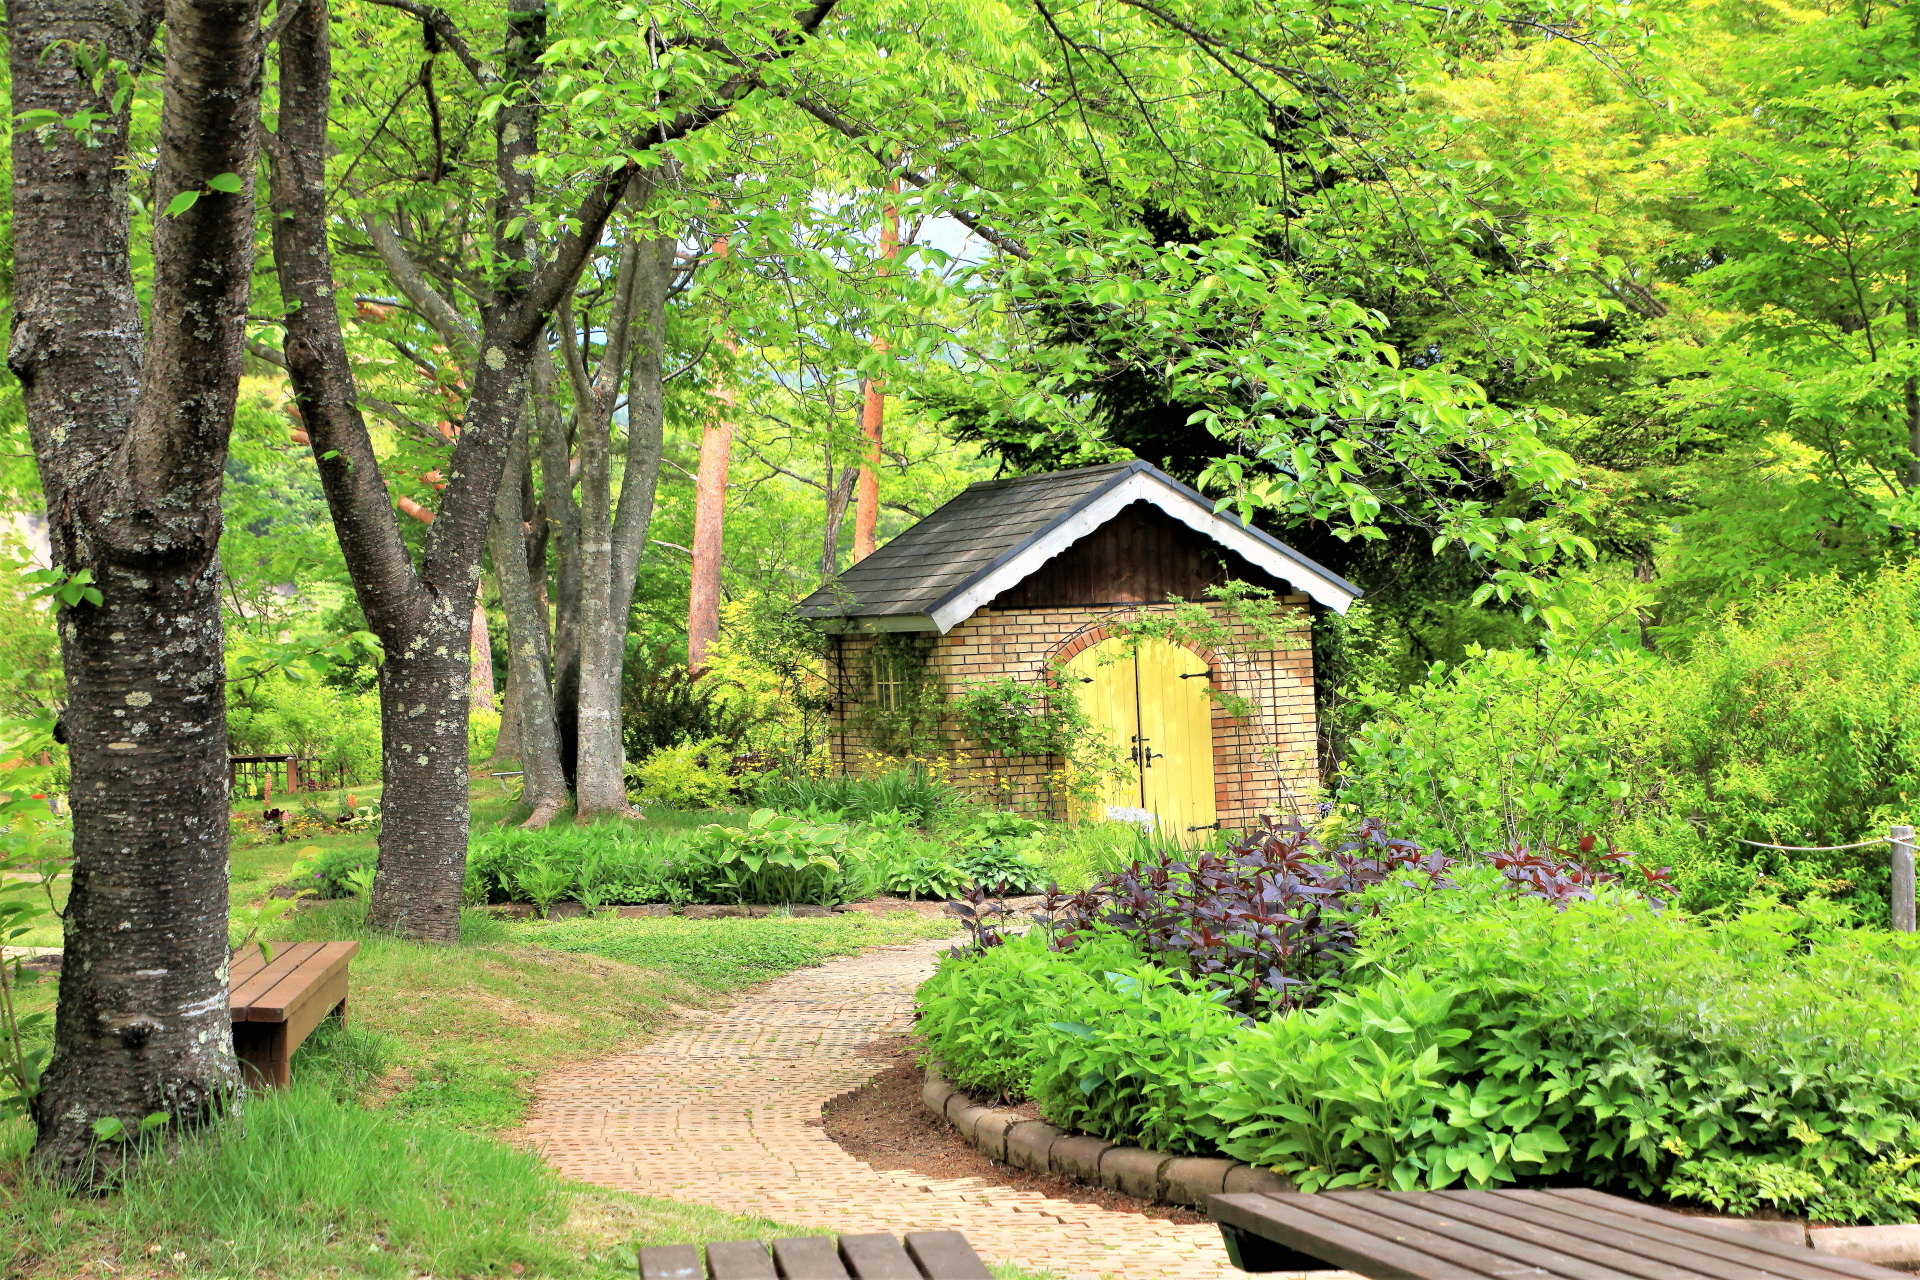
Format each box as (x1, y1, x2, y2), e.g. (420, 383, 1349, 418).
(919, 1070, 1920, 1270)
(919, 1069, 1290, 1210)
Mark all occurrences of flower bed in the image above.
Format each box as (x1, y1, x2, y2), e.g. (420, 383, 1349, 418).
(919, 821, 1920, 1224)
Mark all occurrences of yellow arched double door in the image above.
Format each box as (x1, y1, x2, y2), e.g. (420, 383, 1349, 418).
(1062, 637, 1216, 842)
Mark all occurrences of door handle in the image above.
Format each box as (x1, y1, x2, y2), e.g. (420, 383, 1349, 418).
(1179, 670, 1212, 680)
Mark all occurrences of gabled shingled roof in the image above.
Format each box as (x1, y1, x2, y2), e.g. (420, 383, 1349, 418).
(797, 460, 1361, 632)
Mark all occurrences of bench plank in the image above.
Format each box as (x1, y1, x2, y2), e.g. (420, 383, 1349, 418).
(1389, 1191, 1709, 1280)
(1539, 1192, 1896, 1280)
(902, 1231, 992, 1279)
(1213, 1190, 1915, 1279)
(771, 1236, 852, 1279)
(1213, 1193, 1489, 1279)
(1453, 1191, 1819, 1279)
(704, 1240, 776, 1279)
(1309, 1190, 1629, 1279)
(638, 1244, 703, 1280)
(239, 941, 358, 1022)
(228, 942, 325, 1016)
(837, 1233, 920, 1280)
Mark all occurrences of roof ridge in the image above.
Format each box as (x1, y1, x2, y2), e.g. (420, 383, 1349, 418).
(958, 459, 1141, 493)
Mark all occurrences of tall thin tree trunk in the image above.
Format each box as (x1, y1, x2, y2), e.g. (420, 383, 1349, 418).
(12, 0, 263, 1179)
(470, 586, 496, 711)
(688, 415, 732, 671)
(537, 351, 583, 784)
(851, 178, 900, 563)
(576, 227, 676, 819)
(821, 452, 858, 580)
(491, 409, 568, 825)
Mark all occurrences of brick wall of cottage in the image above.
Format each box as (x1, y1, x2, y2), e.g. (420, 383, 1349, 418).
(825, 598, 1318, 830)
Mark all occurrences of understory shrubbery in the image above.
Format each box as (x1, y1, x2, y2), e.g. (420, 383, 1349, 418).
(453, 798, 1050, 912)
(920, 827, 1920, 1223)
(1336, 567, 1920, 912)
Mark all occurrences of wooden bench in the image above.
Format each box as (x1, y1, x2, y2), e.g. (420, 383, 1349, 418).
(1210, 1187, 1911, 1279)
(640, 1230, 992, 1279)
(229, 941, 358, 1087)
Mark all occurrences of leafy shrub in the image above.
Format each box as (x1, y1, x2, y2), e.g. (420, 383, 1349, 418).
(627, 738, 746, 809)
(876, 839, 970, 900)
(924, 877, 1920, 1221)
(956, 844, 1047, 896)
(467, 823, 689, 906)
(917, 927, 1145, 1099)
(682, 809, 854, 906)
(751, 767, 958, 826)
(1010, 817, 1655, 1016)
(620, 647, 764, 759)
(291, 843, 377, 899)
(1338, 566, 1920, 912)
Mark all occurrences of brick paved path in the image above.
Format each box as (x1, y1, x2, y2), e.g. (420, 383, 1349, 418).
(523, 937, 1246, 1279)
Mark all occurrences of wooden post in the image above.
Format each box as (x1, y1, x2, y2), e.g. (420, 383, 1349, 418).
(286, 757, 299, 796)
(1893, 824, 1916, 933)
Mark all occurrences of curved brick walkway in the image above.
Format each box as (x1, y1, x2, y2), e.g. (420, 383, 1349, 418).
(523, 936, 1244, 1279)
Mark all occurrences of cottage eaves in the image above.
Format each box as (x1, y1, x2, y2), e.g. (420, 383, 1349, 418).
(796, 460, 1361, 633)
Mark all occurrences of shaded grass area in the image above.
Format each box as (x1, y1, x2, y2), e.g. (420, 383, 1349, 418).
(6, 860, 960, 1277)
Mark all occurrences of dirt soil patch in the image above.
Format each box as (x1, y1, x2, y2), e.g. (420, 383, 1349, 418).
(821, 1037, 1205, 1226)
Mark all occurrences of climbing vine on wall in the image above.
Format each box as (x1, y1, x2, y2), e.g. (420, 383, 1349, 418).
(1104, 583, 1305, 718)
(952, 666, 1128, 805)
(845, 632, 945, 758)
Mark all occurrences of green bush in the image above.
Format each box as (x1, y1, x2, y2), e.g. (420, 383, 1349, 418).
(628, 737, 747, 809)
(919, 881, 1920, 1221)
(468, 823, 691, 906)
(292, 843, 377, 899)
(1337, 566, 1920, 911)
(750, 767, 959, 826)
(682, 809, 857, 906)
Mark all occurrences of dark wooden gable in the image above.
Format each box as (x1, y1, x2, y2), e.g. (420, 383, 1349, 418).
(986, 501, 1292, 610)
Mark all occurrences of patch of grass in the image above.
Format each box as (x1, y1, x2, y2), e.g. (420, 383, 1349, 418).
(521, 911, 956, 990)
(1, 1084, 816, 1279)
(264, 900, 697, 1131)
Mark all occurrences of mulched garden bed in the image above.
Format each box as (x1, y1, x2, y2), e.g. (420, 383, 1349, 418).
(820, 1035, 1205, 1226)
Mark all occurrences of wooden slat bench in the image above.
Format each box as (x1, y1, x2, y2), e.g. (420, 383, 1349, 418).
(1210, 1187, 1914, 1279)
(229, 941, 358, 1087)
(639, 1230, 992, 1279)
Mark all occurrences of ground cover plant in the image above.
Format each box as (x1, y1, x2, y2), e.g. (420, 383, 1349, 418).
(921, 826, 1920, 1224)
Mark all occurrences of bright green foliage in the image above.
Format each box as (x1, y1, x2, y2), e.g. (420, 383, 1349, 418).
(1337, 567, 1920, 910)
(468, 824, 690, 907)
(917, 929, 1145, 1101)
(919, 882, 1920, 1220)
(627, 739, 749, 810)
(228, 671, 383, 787)
(684, 810, 858, 906)
(750, 768, 960, 827)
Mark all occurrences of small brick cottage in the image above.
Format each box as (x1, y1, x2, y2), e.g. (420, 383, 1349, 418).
(797, 461, 1361, 835)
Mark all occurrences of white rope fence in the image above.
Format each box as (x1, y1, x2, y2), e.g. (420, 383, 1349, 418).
(1727, 824, 1914, 932)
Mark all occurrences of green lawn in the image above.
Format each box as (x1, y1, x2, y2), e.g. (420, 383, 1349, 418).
(3, 794, 972, 1279)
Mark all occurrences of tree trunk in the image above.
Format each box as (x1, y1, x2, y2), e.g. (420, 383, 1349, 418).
(470, 587, 496, 711)
(821, 453, 858, 580)
(687, 416, 733, 671)
(11, 0, 263, 1179)
(537, 351, 582, 785)
(492, 411, 569, 826)
(576, 226, 675, 820)
(851, 179, 900, 563)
